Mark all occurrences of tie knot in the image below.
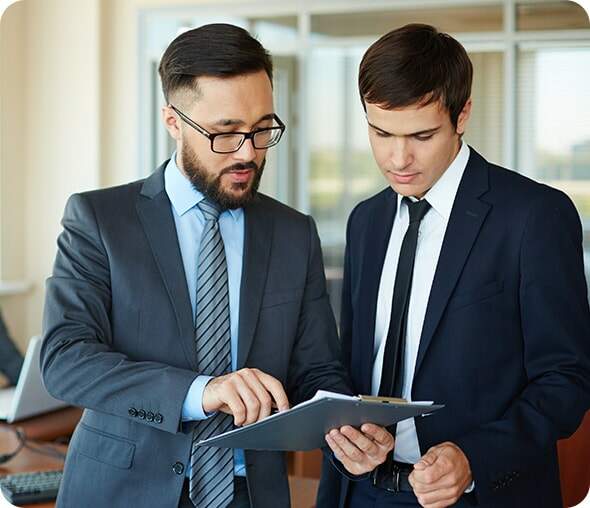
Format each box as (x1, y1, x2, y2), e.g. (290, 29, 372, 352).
(197, 198, 222, 222)
(404, 197, 431, 224)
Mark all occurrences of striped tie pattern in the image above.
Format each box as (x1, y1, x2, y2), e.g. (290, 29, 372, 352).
(189, 198, 234, 508)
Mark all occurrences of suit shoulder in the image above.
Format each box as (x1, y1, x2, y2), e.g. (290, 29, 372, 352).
(348, 187, 394, 224)
(74, 178, 145, 205)
(487, 163, 576, 211)
(63, 179, 147, 222)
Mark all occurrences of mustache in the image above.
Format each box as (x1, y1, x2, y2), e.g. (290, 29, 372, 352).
(220, 162, 259, 175)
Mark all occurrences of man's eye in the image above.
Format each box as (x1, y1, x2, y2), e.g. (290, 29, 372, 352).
(375, 130, 390, 138)
(415, 134, 434, 141)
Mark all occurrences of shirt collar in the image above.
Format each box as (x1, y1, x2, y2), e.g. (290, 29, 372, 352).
(397, 141, 470, 222)
(164, 152, 242, 220)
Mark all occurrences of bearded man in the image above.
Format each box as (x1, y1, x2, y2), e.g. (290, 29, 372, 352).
(40, 23, 393, 508)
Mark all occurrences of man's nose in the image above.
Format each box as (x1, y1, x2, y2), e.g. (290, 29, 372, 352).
(233, 137, 257, 162)
(389, 139, 413, 171)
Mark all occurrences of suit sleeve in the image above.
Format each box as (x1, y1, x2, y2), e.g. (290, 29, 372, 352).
(285, 215, 351, 405)
(453, 189, 590, 503)
(339, 206, 355, 374)
(41, 193, 198, 434)
(317, 206, 370, 495)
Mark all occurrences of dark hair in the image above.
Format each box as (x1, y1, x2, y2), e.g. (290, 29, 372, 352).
(158, 23, 273, 103)
(358, 24, 473, 127)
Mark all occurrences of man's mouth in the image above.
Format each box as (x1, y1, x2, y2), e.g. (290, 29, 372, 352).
(389, 171, 419, 184)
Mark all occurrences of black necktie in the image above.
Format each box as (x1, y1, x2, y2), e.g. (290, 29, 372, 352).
(378, 197, 431, 399)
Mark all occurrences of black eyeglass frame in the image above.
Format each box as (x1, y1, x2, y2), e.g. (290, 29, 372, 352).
(169, 104, 286, 154)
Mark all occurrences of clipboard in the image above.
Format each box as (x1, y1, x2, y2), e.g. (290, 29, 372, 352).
(197, 391, 444, 451)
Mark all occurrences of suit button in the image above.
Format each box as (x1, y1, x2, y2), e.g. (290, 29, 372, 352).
(146, 412, 155, 422)
(137, 409, 146, 420)
(172, 462, 184, 475)
(128, 407, 137, 417)
(154, 413, 163, 424)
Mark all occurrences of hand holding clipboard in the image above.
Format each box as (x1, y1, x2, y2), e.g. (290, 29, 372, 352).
(197, 390, 443, 451)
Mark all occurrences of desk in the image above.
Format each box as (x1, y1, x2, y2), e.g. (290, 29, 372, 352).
(10, 407, 82, 442)
(0, 431, 66, 508)
(1, 407, 81, 508)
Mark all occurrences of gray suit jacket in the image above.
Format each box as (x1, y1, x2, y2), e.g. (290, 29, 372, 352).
(41, 163, 349, 508)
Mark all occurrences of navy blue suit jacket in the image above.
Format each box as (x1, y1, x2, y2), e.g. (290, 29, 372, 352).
(318, 148, 590, 507)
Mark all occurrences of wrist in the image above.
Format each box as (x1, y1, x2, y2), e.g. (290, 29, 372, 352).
(201, 377, 218, 413)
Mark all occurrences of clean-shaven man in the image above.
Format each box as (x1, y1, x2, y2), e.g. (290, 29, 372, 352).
(318, 23, 590, 508)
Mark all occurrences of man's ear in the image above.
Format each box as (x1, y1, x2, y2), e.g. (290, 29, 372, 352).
(456, 98, 472, 136)
(162, 104, 181, 141)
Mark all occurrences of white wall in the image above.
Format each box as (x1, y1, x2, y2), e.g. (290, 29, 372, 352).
(0, 0, 240, 349)
(0, 0, 100, 348)
(0, 0, 26, 352)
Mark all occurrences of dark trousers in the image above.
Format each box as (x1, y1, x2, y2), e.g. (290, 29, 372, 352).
(178, 476, 250, 508)
(347, 478, 421, 508)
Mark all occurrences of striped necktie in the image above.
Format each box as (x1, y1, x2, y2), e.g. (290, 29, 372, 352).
(189, 198, 234, 508)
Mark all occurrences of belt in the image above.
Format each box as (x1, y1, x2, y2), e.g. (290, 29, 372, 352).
(371, 461, 414, 493)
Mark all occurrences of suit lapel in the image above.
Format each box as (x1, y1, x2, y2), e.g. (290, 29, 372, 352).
(136, 163, 197, 370)
(358, 189, 397, 394)
(237, 196, 273, 368)
(413, 149, 491, 379)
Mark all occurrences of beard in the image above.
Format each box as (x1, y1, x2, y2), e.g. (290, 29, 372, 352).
(180, 141, 265, 210)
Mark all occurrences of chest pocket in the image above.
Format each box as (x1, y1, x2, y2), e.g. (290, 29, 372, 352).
(447, 280, 504, 312)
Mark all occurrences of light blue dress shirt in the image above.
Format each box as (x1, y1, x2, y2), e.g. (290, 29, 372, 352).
(164, 154, 246, 477)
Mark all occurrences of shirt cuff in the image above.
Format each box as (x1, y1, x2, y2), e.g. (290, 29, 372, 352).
(182, 375, 214, 421)
(465, 480, 475, 493)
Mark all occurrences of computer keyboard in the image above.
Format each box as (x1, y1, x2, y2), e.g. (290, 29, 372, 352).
(0, 469, 62, 505)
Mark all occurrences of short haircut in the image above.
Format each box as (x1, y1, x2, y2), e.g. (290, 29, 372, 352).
(358, 23, 473, 127)
(158, 23, 273, 104)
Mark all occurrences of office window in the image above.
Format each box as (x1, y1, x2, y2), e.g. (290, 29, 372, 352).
(308, 47, 381, 269)
(517, 47, 590, 281)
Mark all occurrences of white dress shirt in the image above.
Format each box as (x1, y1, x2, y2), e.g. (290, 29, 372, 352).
(371, 142, 470, 464)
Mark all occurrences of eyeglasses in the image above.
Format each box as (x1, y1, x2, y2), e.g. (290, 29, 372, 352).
(169, 104, 286, 154)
